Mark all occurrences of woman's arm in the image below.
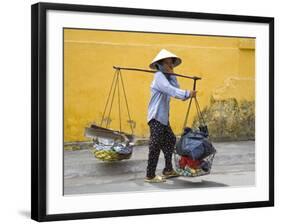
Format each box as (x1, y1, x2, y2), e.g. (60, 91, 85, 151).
(153, 72, 190, 100)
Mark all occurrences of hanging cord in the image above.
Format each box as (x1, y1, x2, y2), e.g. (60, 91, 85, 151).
(119, 70, 134, 135)
(182, 96, 206, 131)
(182, 95, 193, 131)
(194, 97, 206, 126)
(182, 79, 197, 130)
(99, 69, 134, 135)
(182, 79, 206, 130)
(106, 71, 119, 129)
(117, 70, 122, 132)
(100, 70, 118, 127)
(194, 97, 203, 126)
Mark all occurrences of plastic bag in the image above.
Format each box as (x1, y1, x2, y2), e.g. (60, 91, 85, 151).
(176, 127, 216, 160)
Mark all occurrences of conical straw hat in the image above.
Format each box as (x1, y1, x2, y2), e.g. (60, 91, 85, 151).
(149, 49, 182, 69)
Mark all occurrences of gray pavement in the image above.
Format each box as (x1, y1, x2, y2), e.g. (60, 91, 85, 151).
(64, 141, 255, 195)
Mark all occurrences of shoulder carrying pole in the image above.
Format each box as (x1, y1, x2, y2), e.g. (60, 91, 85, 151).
(113, 66, 201, 81)
(113, 66, 204, 132)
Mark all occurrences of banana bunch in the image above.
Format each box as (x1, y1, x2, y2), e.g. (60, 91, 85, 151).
(91, 149, 131, 162)
(175, 167, 206, 177)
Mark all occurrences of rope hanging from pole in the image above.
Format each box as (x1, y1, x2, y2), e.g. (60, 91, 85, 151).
(106, 70, 119, 129)
(119, 70, 134, 135)
(100, 68, 134, 135)
(100, 69, 118, 127)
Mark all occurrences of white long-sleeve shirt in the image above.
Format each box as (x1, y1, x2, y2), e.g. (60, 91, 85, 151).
(147, 71, 190, 126)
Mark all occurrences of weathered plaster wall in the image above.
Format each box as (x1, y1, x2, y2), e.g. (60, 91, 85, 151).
(64, 29, 255, 142)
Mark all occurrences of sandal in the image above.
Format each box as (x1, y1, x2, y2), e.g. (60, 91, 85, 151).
(144, 175, 166, 183)
(162, 169, 180, 179)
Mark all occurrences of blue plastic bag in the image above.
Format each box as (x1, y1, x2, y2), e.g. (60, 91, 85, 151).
(176, 127, 215, 160)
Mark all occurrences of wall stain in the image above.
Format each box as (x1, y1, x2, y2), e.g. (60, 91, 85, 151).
(211, 76, 255, 100)
(192, 96, 255, 142)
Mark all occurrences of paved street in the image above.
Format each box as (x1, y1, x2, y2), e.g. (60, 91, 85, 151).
(64, 141, 255, 195)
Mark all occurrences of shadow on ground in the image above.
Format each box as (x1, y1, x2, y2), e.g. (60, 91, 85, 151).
(134, 178, 228, 190)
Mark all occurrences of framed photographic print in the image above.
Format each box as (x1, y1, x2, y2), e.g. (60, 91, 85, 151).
(31, 2, 274, 222)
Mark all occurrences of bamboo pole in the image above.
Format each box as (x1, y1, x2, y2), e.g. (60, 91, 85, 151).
(113, 66, 201, 80)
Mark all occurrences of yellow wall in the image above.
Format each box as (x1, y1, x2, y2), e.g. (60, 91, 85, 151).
(64, 29, 255, 142)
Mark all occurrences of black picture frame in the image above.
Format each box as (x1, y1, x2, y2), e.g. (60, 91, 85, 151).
(31, 2, 274, 222)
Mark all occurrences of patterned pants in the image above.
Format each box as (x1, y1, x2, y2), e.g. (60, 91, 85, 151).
(146, 119, 177, 178)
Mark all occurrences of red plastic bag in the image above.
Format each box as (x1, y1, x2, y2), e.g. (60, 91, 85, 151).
(179, 156, 201, 169)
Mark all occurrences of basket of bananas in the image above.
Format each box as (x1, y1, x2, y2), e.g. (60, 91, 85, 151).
(90, 138, 133, 162)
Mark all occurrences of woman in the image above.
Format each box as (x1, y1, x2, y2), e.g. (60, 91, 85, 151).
(145, 49, 197, 183)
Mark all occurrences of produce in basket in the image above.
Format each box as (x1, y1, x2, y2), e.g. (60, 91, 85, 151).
(91, 137, 133, 161)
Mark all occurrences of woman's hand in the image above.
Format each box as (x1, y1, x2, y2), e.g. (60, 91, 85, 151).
(183, 90, 197, 101)
(162, 60, 174, 73)
(189, 90, 197, 98)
